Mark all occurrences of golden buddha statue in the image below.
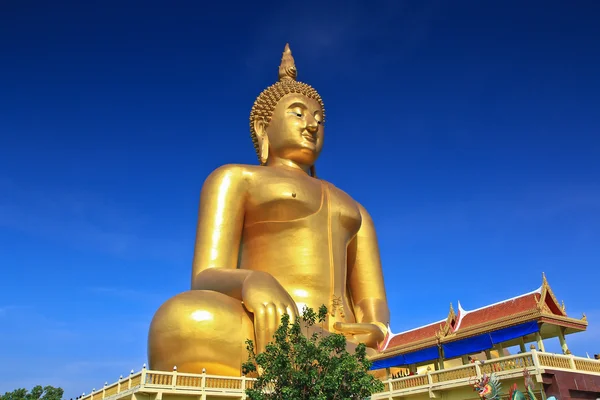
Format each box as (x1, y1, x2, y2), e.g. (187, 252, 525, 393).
(148, 44, 390, 376)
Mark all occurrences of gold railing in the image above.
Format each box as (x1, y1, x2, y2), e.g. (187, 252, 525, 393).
(103, 384, 118, 397)
(86, 371, 145, 400)
(431, 364, 478, 383)
(129, 374, 142, 387)
(145, 370, 172, 385)
(78, 351, 600, 400)
(205, 376, 243, 389)
(390, 374, 428, 390)
(537, 353, 572, 369)
(574, 358, 600, 373)
(480, 354, 535, 374)
(372, 351, 600, 399)
(176, 374, 203, 388)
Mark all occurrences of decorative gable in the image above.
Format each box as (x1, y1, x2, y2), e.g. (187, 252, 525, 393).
(538, 272, 567, 317)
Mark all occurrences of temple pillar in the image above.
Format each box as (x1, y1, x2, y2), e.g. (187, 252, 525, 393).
(535, 332, 546, 352)
(494, 343, 504, 358)
(519, 337, 526, 353)
(485, 349, 492, 360)
(437, 345, 445, 370)
(558, 327, 569, 354)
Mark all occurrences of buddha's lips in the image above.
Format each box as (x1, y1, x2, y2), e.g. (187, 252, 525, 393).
(302, 132, 317, 143)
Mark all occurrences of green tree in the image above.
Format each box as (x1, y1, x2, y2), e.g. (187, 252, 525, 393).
(242, 305, 384, 400)
(0, 386, 63, 400)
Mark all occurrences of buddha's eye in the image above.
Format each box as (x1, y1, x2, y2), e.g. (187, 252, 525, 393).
(287, 110, 304, 118)
(314, 113, 323, 125)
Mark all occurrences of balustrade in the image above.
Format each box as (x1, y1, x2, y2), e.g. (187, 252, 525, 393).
(76, 351, 600, 400)
(390, 374, 428, 390)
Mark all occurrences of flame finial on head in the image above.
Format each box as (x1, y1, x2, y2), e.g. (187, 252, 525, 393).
(278, 43, 297, 82)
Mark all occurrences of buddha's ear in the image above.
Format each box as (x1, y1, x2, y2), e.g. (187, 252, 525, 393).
(253, 118, 268, 140)
(254, 117, 270, 165)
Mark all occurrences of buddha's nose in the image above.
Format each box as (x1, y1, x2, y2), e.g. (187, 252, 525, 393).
(306, 115, 319, 133)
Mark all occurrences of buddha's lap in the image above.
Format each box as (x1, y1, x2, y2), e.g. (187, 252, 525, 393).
(148, 290, 380, 373)
(148, 290, 256, 373)
(150, 290, 254, 338)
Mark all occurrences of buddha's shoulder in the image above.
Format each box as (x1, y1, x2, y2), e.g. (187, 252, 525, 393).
(321, 179, 354, 199)
(321, 179, 359, 203)
(321, 180, 371, 215)
(203, 163, 264, 185)
(208, 163, 261, 174)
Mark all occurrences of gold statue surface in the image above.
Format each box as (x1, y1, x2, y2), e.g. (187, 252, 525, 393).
(148, 44, 390, 376)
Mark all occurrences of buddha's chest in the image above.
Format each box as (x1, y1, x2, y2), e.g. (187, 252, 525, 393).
(245, 176, 362, 236)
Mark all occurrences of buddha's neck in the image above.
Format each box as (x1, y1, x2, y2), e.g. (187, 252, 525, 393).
(266, 157, 311, 175)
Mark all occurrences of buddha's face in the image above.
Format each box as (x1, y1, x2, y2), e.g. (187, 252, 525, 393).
(258, 93, 324, 166)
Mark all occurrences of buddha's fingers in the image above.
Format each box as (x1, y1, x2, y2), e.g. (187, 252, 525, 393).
(266, 302, 278, 342)
(334, 322, 386, 348)
(286, 303, 298, 324)
(255, 306, 268, 354)
(334, 322, 378, 335)
(276, 303, 287, 327)
(352, 333, 372, 344)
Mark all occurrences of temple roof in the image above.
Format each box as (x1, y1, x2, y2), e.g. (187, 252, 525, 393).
(454, 287, 542, 331)
(383, 320, 444, 351)
(379, 273, 587, 358)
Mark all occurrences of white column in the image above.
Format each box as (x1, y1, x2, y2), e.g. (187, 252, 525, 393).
(535, 332, 546, 352)
(494, 343, 504, 357)
(558, 328, 569, 354)
(519, 337, 526, 353)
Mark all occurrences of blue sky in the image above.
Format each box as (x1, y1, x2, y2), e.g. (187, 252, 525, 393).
(1, 0, 599, 397)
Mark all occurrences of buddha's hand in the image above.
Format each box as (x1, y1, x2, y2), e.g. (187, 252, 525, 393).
(333, 321, 387, 350)
(241, 271, 299, 354)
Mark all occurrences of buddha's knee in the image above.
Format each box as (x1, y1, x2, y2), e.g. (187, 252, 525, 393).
(148, 290, 255, 376)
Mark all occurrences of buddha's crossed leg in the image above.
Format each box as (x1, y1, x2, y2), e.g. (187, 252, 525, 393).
(148, 290, 255, 376)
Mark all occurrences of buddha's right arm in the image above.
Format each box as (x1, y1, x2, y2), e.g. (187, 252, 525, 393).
(190, 164, 249, 298)
(192, 268, 254, 301)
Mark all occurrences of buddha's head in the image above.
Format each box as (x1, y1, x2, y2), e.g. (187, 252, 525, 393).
(250, 44, 325, 173)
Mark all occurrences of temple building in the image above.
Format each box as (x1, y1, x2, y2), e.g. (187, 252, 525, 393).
(371, 273, 588, 375)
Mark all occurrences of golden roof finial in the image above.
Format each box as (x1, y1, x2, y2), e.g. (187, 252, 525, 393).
(561, 300, 566, 313)
(542, 271, 549, 287)
(278, 43, 297, 82)
(582, 313, 587, 321)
